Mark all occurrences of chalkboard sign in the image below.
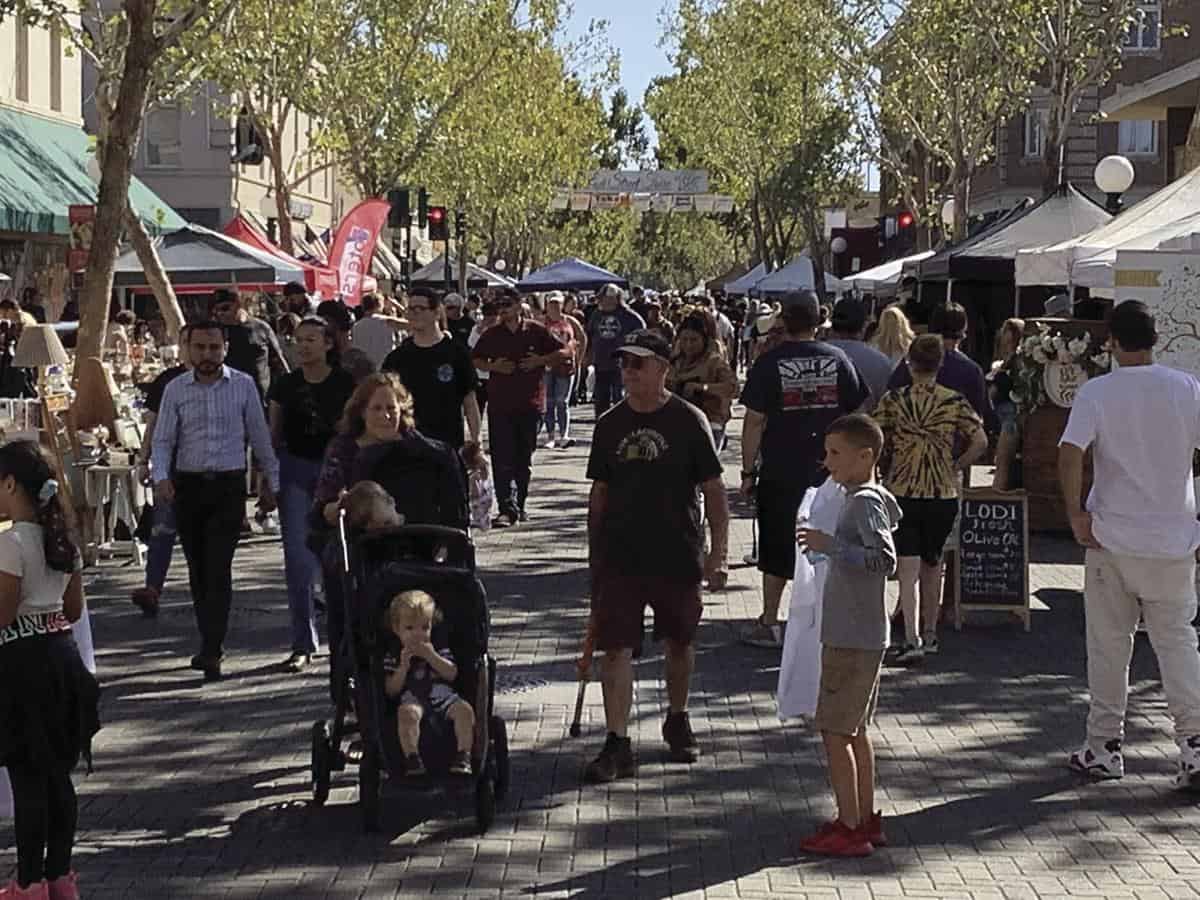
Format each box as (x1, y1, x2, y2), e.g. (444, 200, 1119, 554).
(953, 488, 1031, 632)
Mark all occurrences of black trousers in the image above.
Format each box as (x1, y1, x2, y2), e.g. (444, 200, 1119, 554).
(9, 764, 77, 886)
(488, 408, 540, 518)
(174, 471, 246, 657)
(593, 369, 624, 418)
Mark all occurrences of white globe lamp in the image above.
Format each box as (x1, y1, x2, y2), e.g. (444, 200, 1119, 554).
(830, 236, 848, 255)
(1095, 155, 1135, 213)
(259, 193, 278, 218)
(494, 259, 507, 272)
(475, 254, 489, 267)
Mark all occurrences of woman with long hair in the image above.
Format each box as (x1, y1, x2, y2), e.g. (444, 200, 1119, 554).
(0, 441, 97, 900)
(268, 317, 355, 673)
(990, 317, 1025, 490)
(667, 314, 738, 449)
(871, 305, 915, 364)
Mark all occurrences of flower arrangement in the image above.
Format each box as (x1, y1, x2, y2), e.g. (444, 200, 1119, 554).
(1006, 323, 1111, 414)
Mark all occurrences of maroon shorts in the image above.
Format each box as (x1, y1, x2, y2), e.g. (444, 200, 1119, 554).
(591, 573, 703, 652)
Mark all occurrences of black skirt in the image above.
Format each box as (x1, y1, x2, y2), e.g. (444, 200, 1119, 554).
(0, 622, 100, 773)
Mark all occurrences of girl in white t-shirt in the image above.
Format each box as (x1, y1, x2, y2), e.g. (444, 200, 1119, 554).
(0, 441, 96, 900)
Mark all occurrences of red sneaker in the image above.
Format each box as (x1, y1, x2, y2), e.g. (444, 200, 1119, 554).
(799, 820, 874, 857)
(864, 811, 888, 848)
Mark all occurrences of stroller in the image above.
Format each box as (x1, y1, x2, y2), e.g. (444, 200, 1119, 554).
(309, 440, 509, 833)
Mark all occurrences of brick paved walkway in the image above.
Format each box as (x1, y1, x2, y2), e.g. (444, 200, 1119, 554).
(4, 407, 1200, 899)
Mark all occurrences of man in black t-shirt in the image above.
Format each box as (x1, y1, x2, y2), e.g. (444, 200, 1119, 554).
(738, 290, 866, 650)
(211, 288, 289, 399)
(583, 330, 729, 784)
(444, 293, 476, 349)
(382, 292, 480, 448)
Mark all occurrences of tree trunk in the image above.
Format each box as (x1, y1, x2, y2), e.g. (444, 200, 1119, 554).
(124, 205, 184, 340)
(1183, 82, 1200, 175)
(271, 140, 295, 256)
(1043, 120, 1068, 197)
(75, 0, 157, 374)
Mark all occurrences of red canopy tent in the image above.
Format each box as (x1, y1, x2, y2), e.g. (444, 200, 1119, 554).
(223, 213, 340, 299)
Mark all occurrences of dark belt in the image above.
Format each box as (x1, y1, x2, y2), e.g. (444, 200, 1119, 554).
(175, 469, 246, 481)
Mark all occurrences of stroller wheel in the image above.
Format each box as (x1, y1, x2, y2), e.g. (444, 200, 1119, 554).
(359, 743, 381, 833)
(475, 776, 496, 834)
(491, 715, 510, 803)
(311, 721, 332, 806)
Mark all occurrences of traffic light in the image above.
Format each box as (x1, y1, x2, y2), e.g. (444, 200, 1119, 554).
(454, 208, 467, 240)
(427, 205, 449, 241)
(233, 108, 263, 165)
(387, 188, 410, 228)
(417, 188, 429, 229)
(898, 211, 915, 229)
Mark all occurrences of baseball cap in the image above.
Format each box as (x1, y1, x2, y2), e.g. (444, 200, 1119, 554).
(444, 292, 464, 308)
(600, 283, 623, 298)
(545, 290, 565, 304)
(832, 297, 868, 333)
(614, 329, 671, 363)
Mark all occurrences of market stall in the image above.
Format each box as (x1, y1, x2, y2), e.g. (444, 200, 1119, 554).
(222, 214, 339, 299)
(721, 262, 768, 297)
(842, 250, 933, 299)
(410, 254, 514, 291)
(516, 257, 628, 293)
(750, 255, 845, 297)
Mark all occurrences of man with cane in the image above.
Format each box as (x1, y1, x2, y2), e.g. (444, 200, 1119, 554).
(581, 330, 729, 783)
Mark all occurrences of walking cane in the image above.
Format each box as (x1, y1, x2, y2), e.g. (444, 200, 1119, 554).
(569, 614, 596, 738)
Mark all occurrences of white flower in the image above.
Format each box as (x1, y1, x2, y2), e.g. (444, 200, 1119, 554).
(1068, 336, 1089, 357)
(1057, 347, 1074, 364)
(1021, 336, 1040, 354)
(1041, 336, 1056, 353)
(1051, 335, 1067, 353)
(1031, 347, 1050, 365)
(1092, 351, 1111, 369)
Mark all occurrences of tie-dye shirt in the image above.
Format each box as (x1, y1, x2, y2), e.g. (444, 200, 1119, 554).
(873, 382, 983, 499)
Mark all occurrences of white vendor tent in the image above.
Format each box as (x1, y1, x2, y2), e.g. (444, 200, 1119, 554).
(843, 250, 934, 296)
(723, 262, 768, 296)
(750, 255, 844, 296)
(1071, 210, 1200, 295)
(1015, 165, 1200, 288)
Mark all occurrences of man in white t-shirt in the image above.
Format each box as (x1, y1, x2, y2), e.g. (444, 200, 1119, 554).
(1059, 300, 1200, 790)
(350, 292, 404, 368)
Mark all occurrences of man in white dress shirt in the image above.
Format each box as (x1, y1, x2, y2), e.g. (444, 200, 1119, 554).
(152, 322, 280, 681)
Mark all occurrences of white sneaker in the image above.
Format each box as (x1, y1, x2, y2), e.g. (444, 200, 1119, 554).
(1175, 735, 1200, 791)
(545, 439, 556, 450)
(1068, 738, 1124, 779)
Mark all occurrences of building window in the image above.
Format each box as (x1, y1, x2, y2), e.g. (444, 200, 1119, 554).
(50, 23, 62, 111)
(1023, 109, 1046, 159)
(1118, 119, 1159, 156)
(145, 106, 183, 167)
(15, 17, 30, 102)
(1124, 1, 1161, 52)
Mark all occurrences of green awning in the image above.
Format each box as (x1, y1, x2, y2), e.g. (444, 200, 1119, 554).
(0, 105, 185, 236)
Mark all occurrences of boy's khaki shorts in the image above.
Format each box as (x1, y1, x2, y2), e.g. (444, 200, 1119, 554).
(814, 646, 885, 737)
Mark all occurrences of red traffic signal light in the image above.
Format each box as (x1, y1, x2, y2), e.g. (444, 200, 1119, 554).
(427, 205, 449, 241)
(898, 212, 915, 228)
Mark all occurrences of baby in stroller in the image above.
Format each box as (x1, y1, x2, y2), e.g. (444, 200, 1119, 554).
(383, 590, 475, 777)
(344, 481, 405, 532)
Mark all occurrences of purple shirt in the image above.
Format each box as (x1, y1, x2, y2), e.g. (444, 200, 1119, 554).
(887, 346, 995, 432)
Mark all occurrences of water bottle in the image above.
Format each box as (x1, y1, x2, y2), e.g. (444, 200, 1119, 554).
(796, 511, 828, 565)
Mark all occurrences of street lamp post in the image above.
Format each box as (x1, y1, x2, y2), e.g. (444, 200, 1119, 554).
(1094, 155, 1135, 215)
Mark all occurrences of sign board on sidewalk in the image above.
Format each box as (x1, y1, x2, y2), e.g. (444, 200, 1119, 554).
(953, 488, 1031, 632)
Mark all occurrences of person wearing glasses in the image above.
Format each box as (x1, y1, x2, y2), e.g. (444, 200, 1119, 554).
(382, 292, 480, 450)
(583, 329, 729, 782)
(471, 288, 570, 527)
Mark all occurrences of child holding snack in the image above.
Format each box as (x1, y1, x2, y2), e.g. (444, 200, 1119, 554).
(796, 414, 901, 857)
(383, 590, 475, 776)
(461, 441, 494, 532)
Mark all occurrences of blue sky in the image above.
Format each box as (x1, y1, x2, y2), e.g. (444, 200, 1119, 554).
(566, 0, 672, 147)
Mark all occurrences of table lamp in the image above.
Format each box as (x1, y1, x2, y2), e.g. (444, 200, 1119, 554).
(12, 324, 71, 395)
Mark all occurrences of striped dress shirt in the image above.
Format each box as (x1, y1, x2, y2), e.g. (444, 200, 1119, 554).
(151, 366, 281, 492)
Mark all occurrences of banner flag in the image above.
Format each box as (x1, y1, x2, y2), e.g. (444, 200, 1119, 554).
(328, 198, 389, 306)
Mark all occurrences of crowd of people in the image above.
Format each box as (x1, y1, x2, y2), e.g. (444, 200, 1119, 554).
(4, 273, 1200, 897)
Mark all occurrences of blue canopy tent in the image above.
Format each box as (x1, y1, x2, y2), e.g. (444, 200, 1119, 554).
(722, 262, 767, 296)
(516, 257, 628, 293)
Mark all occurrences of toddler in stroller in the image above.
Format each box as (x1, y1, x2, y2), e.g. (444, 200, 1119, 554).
(383, 590, 474, 777)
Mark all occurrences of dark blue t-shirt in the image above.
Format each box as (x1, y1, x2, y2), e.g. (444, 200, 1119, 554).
(587, 306, 646, 372)
(740, 339, 866, 484)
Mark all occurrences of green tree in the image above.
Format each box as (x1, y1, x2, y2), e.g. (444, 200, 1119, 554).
(3, 0, 236, 365)
(646, 0, 864, 290)
(599, 88, 650, 170)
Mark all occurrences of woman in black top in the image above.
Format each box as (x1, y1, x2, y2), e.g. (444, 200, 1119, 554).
(267, 317, 355, 672)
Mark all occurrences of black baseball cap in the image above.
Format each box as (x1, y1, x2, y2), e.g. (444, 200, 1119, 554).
(614, 329, 671, 363)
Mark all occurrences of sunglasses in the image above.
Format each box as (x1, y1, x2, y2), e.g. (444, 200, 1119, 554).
(618, 354, 648, 370)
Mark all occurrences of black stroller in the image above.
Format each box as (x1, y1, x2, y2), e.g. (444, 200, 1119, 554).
(309, 437, 510, 833)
